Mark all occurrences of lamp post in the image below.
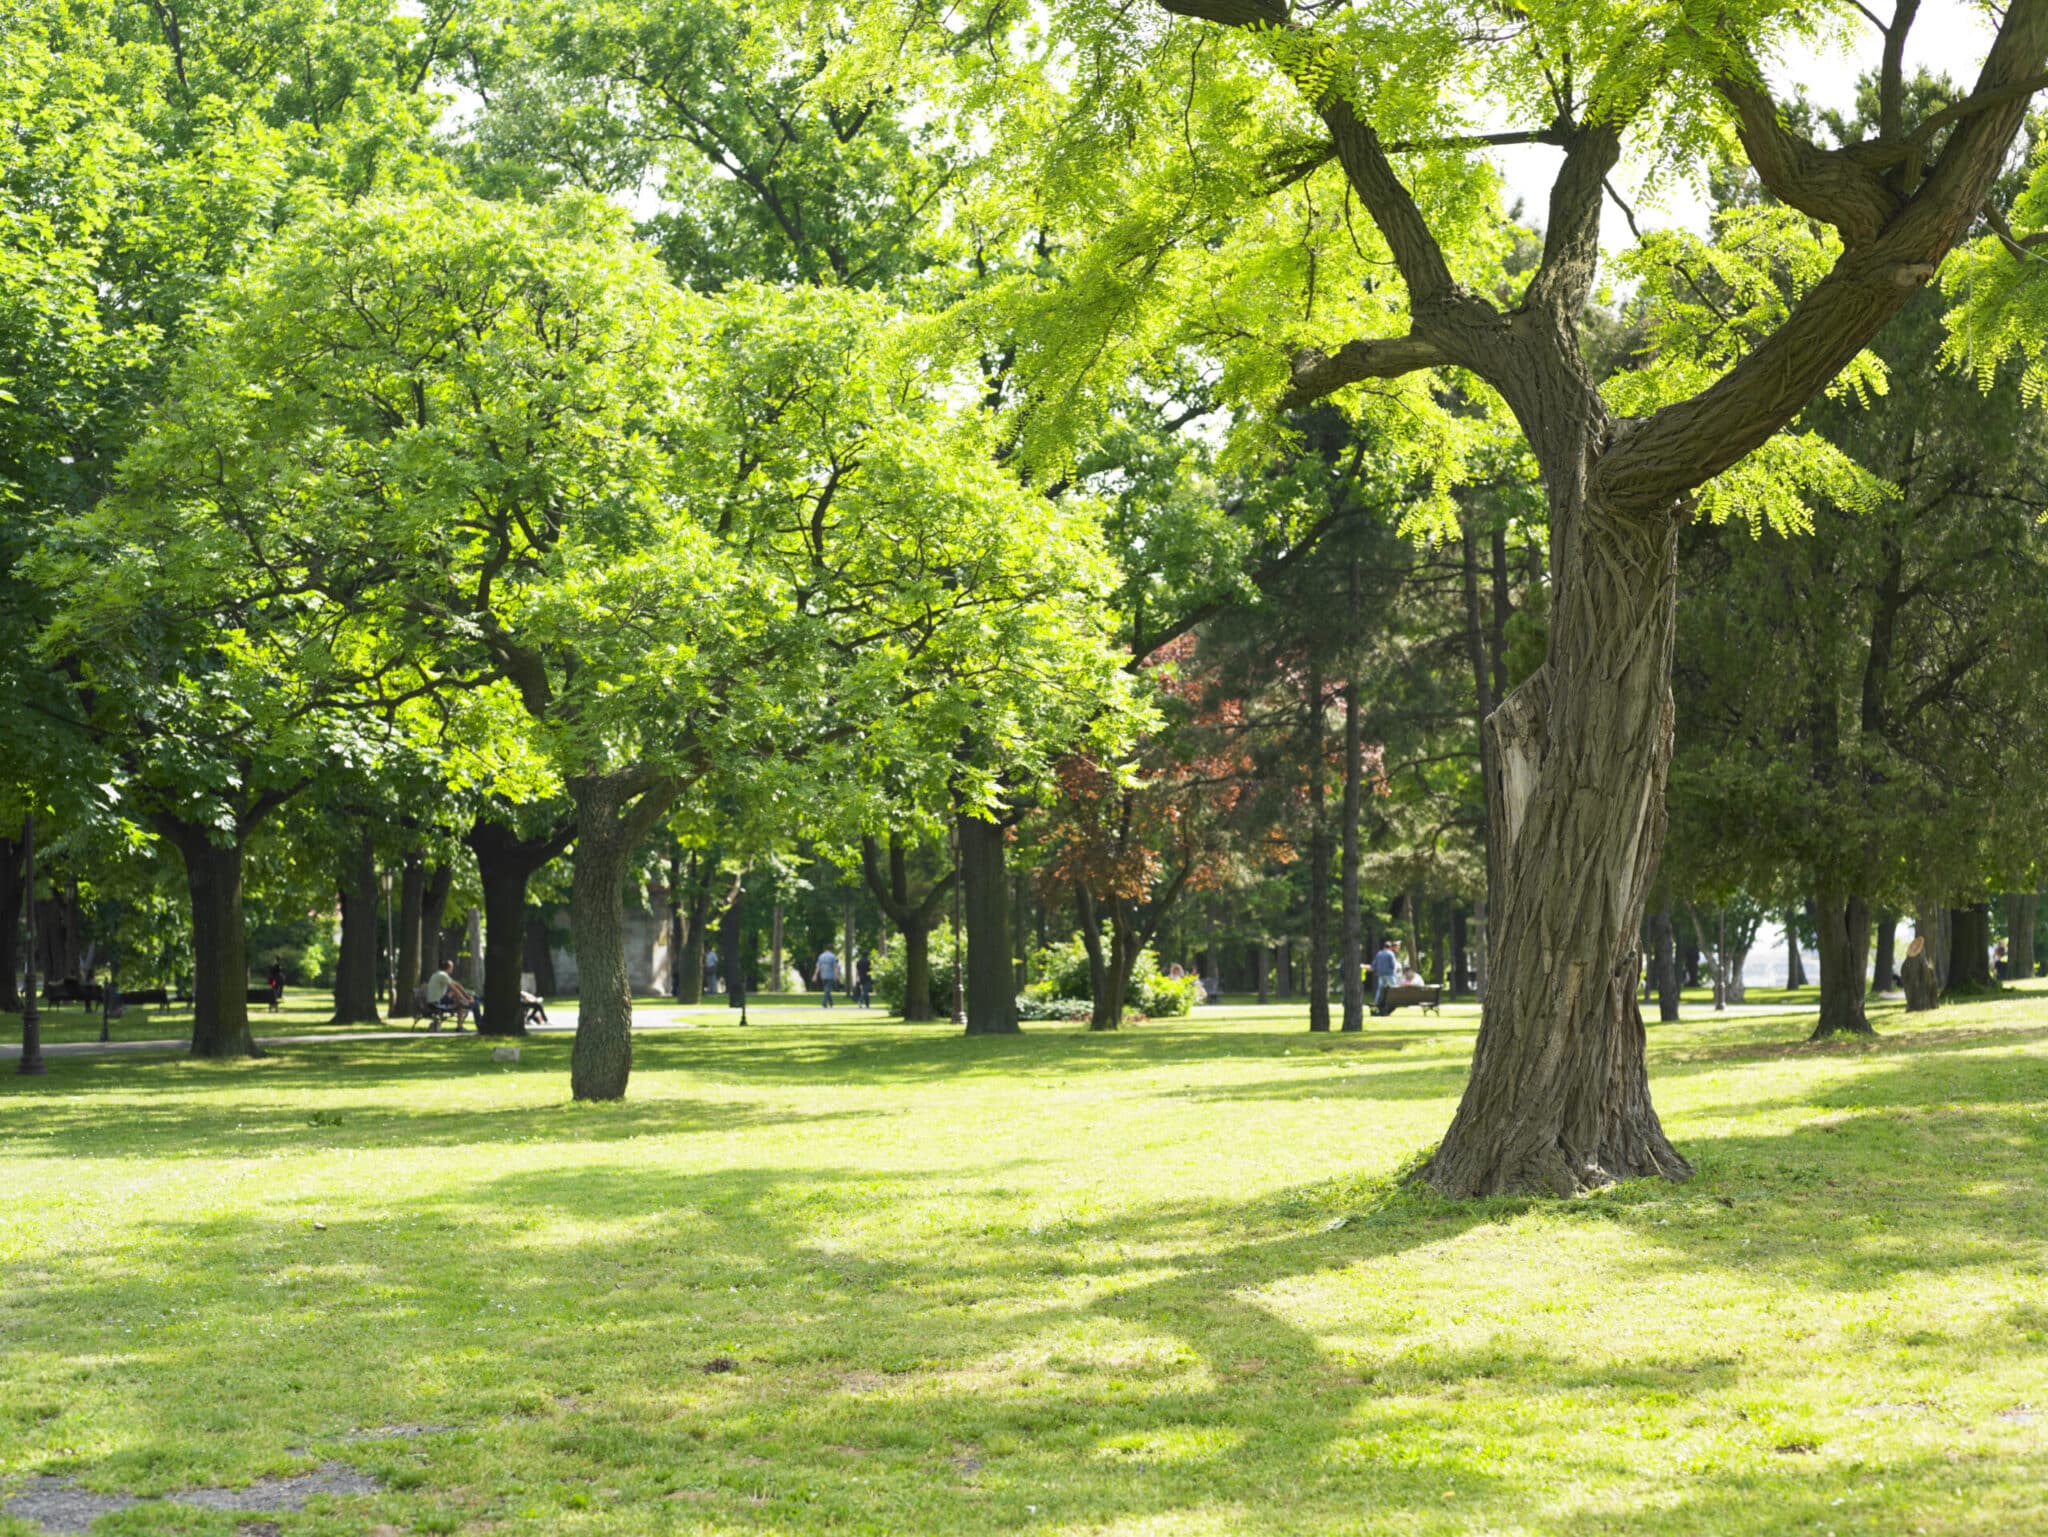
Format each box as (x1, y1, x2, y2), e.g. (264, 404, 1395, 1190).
(18, 810, 43, 1076)
(950, 818, 966, 1028)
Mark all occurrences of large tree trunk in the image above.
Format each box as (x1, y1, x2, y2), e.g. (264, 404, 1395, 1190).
(901, 918, 932, 1021)
(394, 854, 426, 1015)
(679, 856, 710, 1004)
(0, 829, 22, 1014)
(566, 773, 676, 1101)
(161, 819, 255, 1059)
(1451, 907, 1469, 996)
(958, 814, 1019, 1035)
(1919, 906, 1952, 993)
(1811, 891, 1874, 1039)
(1339, 680, 1365, 1032)
(2008, 891, 2038, 982)
(1870, 910, 1897, 994)
(468, 816, 573, 1037)
(1947, 902, 1994, 991)
(331, 829, 382, 1024)
(1649, 904, 1680, 1022)
(1422, 500, 1691, 1198)
(421, 862, 454, 976)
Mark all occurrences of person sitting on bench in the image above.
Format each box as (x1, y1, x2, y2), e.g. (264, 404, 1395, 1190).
(423, 962, 476, 1031)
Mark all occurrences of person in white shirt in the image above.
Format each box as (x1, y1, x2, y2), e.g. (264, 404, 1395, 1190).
(424, 961, 476, 1030)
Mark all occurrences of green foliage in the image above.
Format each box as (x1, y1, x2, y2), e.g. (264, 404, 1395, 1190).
(870, 929, 960, 1020)
(1024, 932, 1198, 1017)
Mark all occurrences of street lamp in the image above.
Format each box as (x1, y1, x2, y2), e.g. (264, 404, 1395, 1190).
(950, 818, 966, 1028)
(18, 810, 43, 1076)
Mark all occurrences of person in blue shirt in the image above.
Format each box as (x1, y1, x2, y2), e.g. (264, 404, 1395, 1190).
(1371, 938, 1398, 1017)
(813, 947, 840, 1007)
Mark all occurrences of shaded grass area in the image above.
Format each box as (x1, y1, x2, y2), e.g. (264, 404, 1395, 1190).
(4, 990, 2047, 1534)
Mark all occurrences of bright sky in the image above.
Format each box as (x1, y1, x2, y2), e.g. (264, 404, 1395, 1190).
(1494, 0, 1999, 244)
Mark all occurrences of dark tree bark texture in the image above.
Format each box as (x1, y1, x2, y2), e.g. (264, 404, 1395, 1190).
(861, 833, 952, 1023)
(331, 829, 382, 1024)
(1901, 947, 1940, 1011)
(1784, 909, 1809, 988)
(1339, 680, 1365, 1032)
(1947, 902, 1995, 991)
(958, 815, 1019, 1035)
(468, 814, 574, 1037)
(394, 855, 426, 1015)
(1811, 891, 1875, 1039)
(0, 830, 21, 1014)
(1650, 905, 1680, 1023)
(159, 818, 256, 1059)
(2008, 892, 2038, 982)
(1871, 910, 1897, 994)
(566, 772, 678, 1100)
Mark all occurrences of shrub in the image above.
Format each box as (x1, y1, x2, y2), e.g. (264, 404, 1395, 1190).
(1014, 995, 1093, 1022)
(1022, 931, 1197, 1017)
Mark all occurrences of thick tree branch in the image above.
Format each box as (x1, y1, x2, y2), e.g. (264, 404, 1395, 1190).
(1525, 122, 1622, 320)
(1601, 0, 2048, 517)
(1715, 70, 1898, 243)
(1278, 333, 1447, 410)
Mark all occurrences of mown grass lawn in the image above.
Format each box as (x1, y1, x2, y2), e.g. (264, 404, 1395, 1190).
(3, 986, 2046, 1535)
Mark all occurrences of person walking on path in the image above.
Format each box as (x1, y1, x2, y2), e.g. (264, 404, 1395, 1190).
(813, 946, 840, 1007)
(853, 950, 872, 1007)
(266, 957, 285, 1013)
(1371, 938, 1398, 1017)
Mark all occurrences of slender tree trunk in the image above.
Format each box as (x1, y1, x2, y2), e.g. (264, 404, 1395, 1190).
(1253, 942, 1269, 1004)
(524, 913, 558, 996)
(902, 919, 932, 1021)
(566, 774, 676, 1100)
(1870, 910, 1897, 993)
(1784, 910, 1809, 988)
(1947, 903, 1994, 991)
(1307, 666, 1332, 1030)
(1450, 908, 1469, 997)
(332, 829, 381, 1024)
(393, 855, 425, 1015)
(1340, 680, 1365, 1032)
(1423, 499, 1690, 1198)
(1810, 891, 1875, 1039)
(2008, 891, 2038, 982)
(769, 900, 783, 992)
(680, 858, 710, 1005)
(160, 819, 255, 1059)
(421, 863, 454, 975)
(1078, 887, 1117, 1030)
(958, 814, 1019, 1034)
(1650, 904, 1679, 1023)
(0, 830, 21, 1014)
(723, 881, 747, 1012)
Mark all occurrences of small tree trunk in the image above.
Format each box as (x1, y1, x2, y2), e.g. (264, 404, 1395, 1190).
(1870, 910, 1897, 994)
(1451, 908, 1470, 996)
(680, 860, 710, 1005)
(566, 773, 676, 1100)
(959, 814, 1019, 1035)
(1340, 681, 1365, 1032)
(1650, 904, 1679, 1022)
(902, 919, 933, 1022)
(1422, 499, 1689, 1198)
(1253, 943, 1270, 1004)
(422, 863, 454, 974)
(1784, 910, 1809, 988)
(769, 900, 783, 992)
(2008, 891, 2038, 982)
(1810, 891, 1875, 1039)
(1276, 938, 1293, 998)
(1901, 948, 1940, 1012)
(394, 855, 425, 1015)
(1947, 903, 1994, 991)
(1078, 887, 1117, 1030)
(0, 829, 22, 1014)
(161, 819, 255, 1059)
(1307, 669, 1332, 1031)
(332, 829, 381, 1024)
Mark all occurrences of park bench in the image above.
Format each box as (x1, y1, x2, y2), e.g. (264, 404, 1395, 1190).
(43, 978, 104, 1007)
(1377, 983, 1442, 1016)
(409, 983, 467, 1031)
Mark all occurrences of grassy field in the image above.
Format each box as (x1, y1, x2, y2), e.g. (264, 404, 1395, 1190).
(3, 986, 2046, 1535)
